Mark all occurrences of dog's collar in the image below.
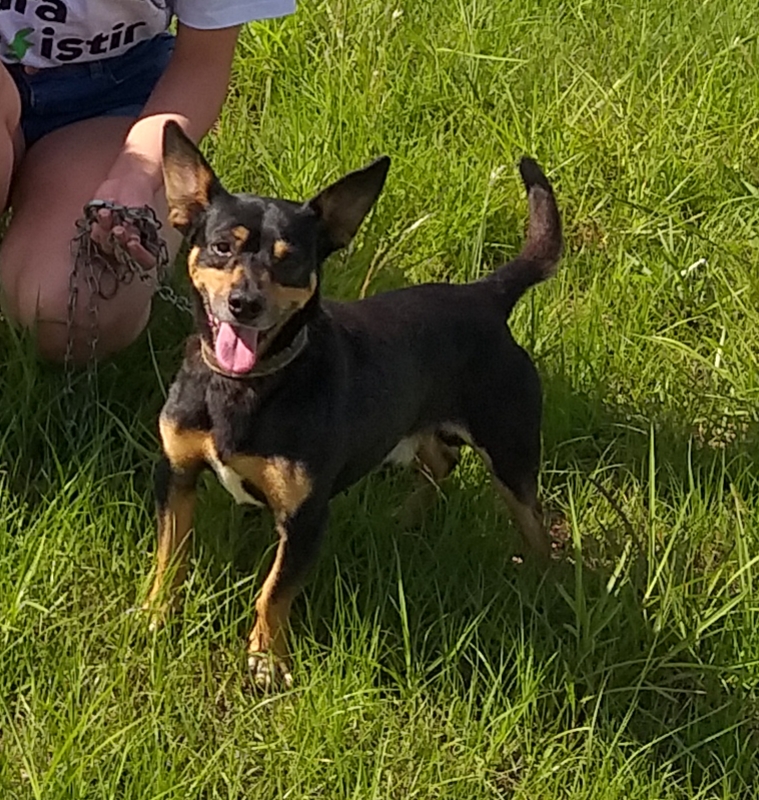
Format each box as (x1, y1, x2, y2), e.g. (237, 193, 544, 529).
(200, 326, 309, 380)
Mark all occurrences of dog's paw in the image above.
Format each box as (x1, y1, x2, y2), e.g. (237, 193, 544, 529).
(139, 601, 171, 633)
(247, 651, 293, 692)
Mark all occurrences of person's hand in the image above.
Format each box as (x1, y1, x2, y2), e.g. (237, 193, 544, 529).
(88, 172, 159, 269)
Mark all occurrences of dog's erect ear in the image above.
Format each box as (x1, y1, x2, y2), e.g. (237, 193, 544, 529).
(162, 121, 222, 234)
(306, 156, 390, 253)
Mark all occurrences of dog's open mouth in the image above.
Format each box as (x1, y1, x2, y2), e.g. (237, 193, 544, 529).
(207, 313, 261, 375)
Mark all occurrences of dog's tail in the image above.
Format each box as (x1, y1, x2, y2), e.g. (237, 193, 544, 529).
(482, 157, 562, 318)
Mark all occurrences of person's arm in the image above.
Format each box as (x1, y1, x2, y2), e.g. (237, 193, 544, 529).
(92, 23, 241, 264)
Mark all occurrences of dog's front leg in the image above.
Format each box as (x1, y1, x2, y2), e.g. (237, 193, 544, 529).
(143, 456, 200, 630)
(247, 499, 328, 691)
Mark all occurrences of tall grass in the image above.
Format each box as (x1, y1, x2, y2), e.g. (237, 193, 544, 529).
(2, 0, 759, 796)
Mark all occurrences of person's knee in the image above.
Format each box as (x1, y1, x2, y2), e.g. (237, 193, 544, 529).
(1, 258, 151, 362)
(1, 261, 68, 360)
(33, 297, 151, 364)
(2, 262, 79, 362)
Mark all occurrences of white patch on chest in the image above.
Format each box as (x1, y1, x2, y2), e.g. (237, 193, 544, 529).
(208, 455, 265, 507)
(383, 435, 422, 467)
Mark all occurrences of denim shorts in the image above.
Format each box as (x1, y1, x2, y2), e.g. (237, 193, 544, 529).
(7, 33, 175, 148)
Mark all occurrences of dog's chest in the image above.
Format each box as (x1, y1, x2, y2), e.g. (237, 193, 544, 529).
(208, 453, 266, 507)
(383, 435, 422, 466)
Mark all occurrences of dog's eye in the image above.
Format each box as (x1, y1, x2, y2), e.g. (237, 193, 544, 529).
(209, 241, 232, 257)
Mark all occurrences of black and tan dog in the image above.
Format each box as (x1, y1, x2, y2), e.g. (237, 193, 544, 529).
(145, 121, 562, 689)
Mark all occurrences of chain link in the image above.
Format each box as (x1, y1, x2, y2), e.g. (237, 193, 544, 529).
(66, 201, 193, 391)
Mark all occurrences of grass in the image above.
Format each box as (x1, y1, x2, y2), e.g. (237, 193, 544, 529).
(2, 0, 759, 796)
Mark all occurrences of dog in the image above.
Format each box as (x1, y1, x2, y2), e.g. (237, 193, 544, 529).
(144, 120, 563, 690)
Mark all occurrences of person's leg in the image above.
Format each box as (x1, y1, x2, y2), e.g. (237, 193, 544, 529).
(0, 115, 182, 362)
(0, 65, 24, 210)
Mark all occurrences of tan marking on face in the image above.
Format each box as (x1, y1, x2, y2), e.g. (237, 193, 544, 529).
(187, 245, 201, 269)
(272, 239, 291, 260)
(187, 245, 246, 302)
(227, 454, 312, 520)
(231, 226, 250, 247)
(159, 417, 214, 468)
(262, 271, 317, 315)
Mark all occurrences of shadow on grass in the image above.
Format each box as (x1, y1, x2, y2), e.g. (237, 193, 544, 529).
(172, 376, 759, 793)
(265, 370, 758, 793)
(1, 299, 757, 795)
(0, 297, 191, 502)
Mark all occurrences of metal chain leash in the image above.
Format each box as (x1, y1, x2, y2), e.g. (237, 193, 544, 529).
(66, 201, 193, 391)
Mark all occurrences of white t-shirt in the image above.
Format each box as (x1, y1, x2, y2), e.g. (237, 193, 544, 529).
(0, 0, 295, 67)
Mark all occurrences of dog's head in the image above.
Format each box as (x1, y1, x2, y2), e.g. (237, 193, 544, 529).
(161, 121, 389, 376)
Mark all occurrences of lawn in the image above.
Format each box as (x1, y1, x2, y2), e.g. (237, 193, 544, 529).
(2, 0, 759, 796)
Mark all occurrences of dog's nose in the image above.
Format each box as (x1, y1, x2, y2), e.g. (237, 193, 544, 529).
(228, 291, 264, 321)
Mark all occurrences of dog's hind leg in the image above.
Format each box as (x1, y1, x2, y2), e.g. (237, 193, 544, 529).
(477, 440, 550, 562)
(417, 432, 461, 480)
(494, 474, 550, 562)
(485, 451, 550, 562)
(398, 433, 461, 528)
(464, 404, 551, 561)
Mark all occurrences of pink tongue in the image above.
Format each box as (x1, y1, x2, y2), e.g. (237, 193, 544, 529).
(215, 322, 258, 374)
